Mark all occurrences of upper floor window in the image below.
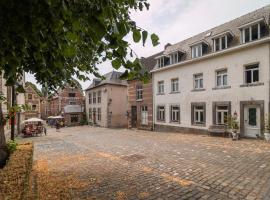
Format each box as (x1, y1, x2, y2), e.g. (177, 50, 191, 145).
(88, 93, 92, 104)
(245, 64, 259, 84)
(191, 44, 202, 58)
(194, 74, 203, 89)
(157, 56, 170, 68)
(240, 19, 267, 44)
(216, 69, 228, 87)
(214, 36, 227, 51)
(93, 92, 96, 104)
(171, 78, 179, 93)
(68, 93, 75, 98)
(32, 104, 37, 111)
(157, 106, 165, 121)
(97, 91, 101, 103)
(136, 85, 143, 100)
(157, 81, 164, 94)
(28, 94, 32, 100)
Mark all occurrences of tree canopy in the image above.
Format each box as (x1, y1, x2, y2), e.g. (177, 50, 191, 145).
(0, 0, 159, 91)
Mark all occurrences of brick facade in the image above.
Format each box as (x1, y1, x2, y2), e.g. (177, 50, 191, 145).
(127, 79, 153, 130)
(25, 85, 41, 119)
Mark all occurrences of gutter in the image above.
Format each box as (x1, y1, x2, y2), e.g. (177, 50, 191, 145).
(151, 37, 270, 73)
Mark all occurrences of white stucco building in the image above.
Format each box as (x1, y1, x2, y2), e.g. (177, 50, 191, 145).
(152, 5, 270, 138)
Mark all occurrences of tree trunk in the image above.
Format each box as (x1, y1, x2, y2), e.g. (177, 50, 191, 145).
(0, 102, 8, 167)
(10, 85, 16, 141)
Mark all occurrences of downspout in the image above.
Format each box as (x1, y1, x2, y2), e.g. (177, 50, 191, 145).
(152, 72, 155, 131)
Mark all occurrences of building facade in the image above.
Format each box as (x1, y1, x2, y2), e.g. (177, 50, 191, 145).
(24, 82, 42, 119)
(85, 71, 128, 128)
(127, 54, 160, 130)
(48, 84, 85, 126)
(152, 5, 270, 138)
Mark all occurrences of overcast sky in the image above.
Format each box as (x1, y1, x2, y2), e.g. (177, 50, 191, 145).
(26, 0, 270, 90)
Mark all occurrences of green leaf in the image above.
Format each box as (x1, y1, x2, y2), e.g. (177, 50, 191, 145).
(133, 29, 141, 43)
(112, 58, 121, 70)
(151, 33, 160, 46)
(142, 31, 148, 46)
(63, 46, 76, 58)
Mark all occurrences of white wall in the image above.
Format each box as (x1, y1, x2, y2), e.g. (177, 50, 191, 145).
(153, 43, 270, 130)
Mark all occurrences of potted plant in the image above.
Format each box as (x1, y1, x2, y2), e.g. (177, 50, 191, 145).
(227, 114, 240, 140)
(264, 114, 270, 142)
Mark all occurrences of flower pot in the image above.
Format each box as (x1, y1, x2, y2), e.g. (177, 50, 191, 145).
(264, 132, 270, 142)
(231, 131, 239, 141)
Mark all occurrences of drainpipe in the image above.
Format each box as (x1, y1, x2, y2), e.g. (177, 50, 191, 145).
(152, 73, 155, 131)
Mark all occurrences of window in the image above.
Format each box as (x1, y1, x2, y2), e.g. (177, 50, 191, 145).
(88, 93, 92, 104)
(97, 91, 101, 103)
(97, 108, 101, 121)
(71, 114, 79, 123)
(245, 64, 259, 84)
(216, 106, 228, 125)
(157, 57, 170, 68)
(170, 52, 181, 64)
(241, 22, 264, 43)
(89, 108, 92, 121)
(28, 94, 32, 100)
(171, 78, 179, 93)
(136, 85, 143, 100)
(157, 81, 164, 94)
(157, 106, 165, 121)
(191, 44, 202, 58)
(248, 108, 257, 126)
(170, 105, 180, 123)
(69, 101, 76, 105)
(214, 36, 228, 51)
(194, 74, 203, 89)
(141, 106, 148, 125)
(32, 104, 37, 111)
(93, 92, 96, 104)
(68, 93, 76, 98)
(194, 106, 205, 124)
(216, 70, 228, 87)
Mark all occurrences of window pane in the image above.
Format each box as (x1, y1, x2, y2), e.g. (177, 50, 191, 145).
(200, 111, 204, 122)
(251, 24, 258, 40)
(248, 108, 257, 126)
(200, 79, 203, 88)
(217, 112, 222, 124)
(223, 75, 227, 86)
(245, 28, 250, 42)
(253, 70, 259, 82)
(221, 36, 226, 49)
(215, 38, 220, 51)
(217, 76, 222, 86)
(246, 71, 252, 83)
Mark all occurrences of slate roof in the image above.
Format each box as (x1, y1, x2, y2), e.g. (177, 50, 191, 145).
(86, 71, 127, 91)
(140, 51, 163, 72)
(155, 4, 270, 68)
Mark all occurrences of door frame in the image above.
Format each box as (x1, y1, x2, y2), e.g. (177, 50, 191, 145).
(240, 100, 264, 137)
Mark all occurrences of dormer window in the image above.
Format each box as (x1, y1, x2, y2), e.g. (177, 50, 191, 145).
(157, 56, 170, 68)
(212, 31, 233, 52)
(169, 51, 184, 65)
(239, 18, 267, 44)
(191, 41, 208, 59)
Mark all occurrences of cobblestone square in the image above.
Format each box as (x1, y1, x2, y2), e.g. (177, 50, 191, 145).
(24, 126, 270, 199)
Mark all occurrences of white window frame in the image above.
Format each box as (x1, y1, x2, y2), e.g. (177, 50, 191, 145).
(88, 93, 92, 104)
(93, 92, 96, 104)
(157, 106, 165, 121)
(244, 64, 259, 84)
(97, 91, 101, 103)
(194, 74, 203, 89)
(191, 44, 202, 58)
(170, 105, 180, 123)
(171, 78, 179, 93)
(141, 106, 148, 125)
(170, 52, 179, 64)
(214, 35, 228, 52)
(158, 57, 165, 68)
(216, 106, 228, 125)
(158, 81, 164, 94)
(216, 69, 228, 87)
(241, 23, 261, 43)
(136, 85, 143, 100)
(194, 106, 204, 124)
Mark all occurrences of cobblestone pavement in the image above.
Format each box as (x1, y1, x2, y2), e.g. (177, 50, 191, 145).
(22, 126, 270, 200)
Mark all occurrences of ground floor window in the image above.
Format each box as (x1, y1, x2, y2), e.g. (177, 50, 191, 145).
(216, 106, 228, 125)
(89, 108, 92, 121)
(157, 106, 165, 121)
(191, 103, 206, 125)
(97, 108, 101, 121)
(141, 106, 148, 125)
(71, 114, 79, 123)
(170, 105, 180, 123)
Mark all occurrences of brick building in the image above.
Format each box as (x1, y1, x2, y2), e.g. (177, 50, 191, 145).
(127, 54, 161, 130)
(24, 82, 42, 119)
(48, 83, 85, 126)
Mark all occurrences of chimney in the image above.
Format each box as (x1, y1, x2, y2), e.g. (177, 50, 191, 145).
(164, 43, 172, 50)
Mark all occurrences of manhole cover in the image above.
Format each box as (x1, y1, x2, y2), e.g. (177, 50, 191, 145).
(121, 154, 146, 162)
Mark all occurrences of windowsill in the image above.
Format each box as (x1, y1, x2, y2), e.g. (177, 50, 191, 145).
(170, 121, 180, 124)
(157, 93, 165, 95)
(191, 88, 206, 92)
(170, 91, 181, 94)
(240, 82, 264, 87)
(136, 99, 143, 102)
(157, 120, 166, 123)
(212, 86, 231, 90)
(192, 123, 206, 127)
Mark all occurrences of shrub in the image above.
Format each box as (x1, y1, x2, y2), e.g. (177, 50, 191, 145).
(6, 140, 18, 153)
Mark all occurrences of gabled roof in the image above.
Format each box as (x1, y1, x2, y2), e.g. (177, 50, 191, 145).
(160, 4, 270, 61)
(86, 71, 127, 91)
(25, 82, 43, 97)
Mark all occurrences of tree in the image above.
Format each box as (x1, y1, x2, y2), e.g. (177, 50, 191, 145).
(0, 0, 159, 158)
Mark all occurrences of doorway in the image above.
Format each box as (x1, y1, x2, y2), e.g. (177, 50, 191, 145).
(131, 106, 137, 128)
